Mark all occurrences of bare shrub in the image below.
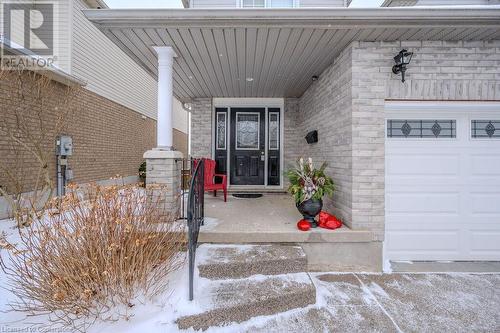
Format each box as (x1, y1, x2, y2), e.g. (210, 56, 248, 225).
(0, 183, 186, 332)
(0, 69, 81, 227)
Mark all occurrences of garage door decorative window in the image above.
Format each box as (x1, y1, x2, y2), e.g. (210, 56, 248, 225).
(471, 120, 499, 139)
(387, 120, 456, 138)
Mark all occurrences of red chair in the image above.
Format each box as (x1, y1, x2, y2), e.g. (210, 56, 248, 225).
(194, 158, 227, 202)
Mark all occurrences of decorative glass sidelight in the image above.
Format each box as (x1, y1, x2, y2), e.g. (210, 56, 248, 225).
(471, 120, 500, 139)
(236, 113, 260, 149)
(269, 112, 280, 150)
(387, 119, 456, 138)
(216, 112, 227, 150)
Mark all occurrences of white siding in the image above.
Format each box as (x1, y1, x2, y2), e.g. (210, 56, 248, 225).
(385, 0, 500, 6)
(190, 0, 347, 7)
(417, 0, 498, 5)
(191, 0, 237, 8)
(173, 98, 188, 133)
(299, 0, 346, 7)
(71, 0, 158, 119)
(4, 0, 72, 72)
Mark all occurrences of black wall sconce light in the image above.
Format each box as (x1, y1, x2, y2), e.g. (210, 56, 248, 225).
(392, 49, 413, 83)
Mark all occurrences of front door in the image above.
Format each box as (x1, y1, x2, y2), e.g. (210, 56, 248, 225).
(230, 108, 265, 185)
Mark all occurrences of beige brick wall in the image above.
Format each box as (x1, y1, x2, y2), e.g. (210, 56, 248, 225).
(283, 98, 302, 171)
(69, 89, 156, 184)
(298, 46, 354, 227)
(298, 39, 500, 241)
(0, 71, 157, 194)
(190, 98, 213, 158)
(352, 40, 500, 240)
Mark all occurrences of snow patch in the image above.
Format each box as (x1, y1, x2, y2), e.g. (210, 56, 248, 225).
(198, 217, 220, 231)
(383, 259, 393, 273)
(368, 282, 390, 299)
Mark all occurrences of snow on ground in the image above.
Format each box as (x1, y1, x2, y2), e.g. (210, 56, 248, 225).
(0, 217, 199, 333)
(0, 217, 297, 333)
(1, 218, 499, 333)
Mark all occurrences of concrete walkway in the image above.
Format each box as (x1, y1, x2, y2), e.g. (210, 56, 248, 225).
(243, 273, 500, 333)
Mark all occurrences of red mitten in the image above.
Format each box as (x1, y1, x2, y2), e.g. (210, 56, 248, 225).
(323, 218, 342, 230)
(318, 211, 342, 230)
(297, 219, 311, 231)
(318, 211, 330, 228)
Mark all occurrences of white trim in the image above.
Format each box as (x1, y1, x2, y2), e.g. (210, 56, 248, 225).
(239, 0, 296, 8)
(1, 38, 85, 87)
(84, 8, 500, 27)
(265, 107, 269, 185)
(279, 104, 284, 189)
(385, 100, 500, 112)
(213, 97, 284, 108)
(188, 111, 192, 156)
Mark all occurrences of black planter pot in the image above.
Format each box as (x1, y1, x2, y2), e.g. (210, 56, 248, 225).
(296, 199, 323, 228)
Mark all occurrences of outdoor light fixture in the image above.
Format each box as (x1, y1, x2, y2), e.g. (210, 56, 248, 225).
(392, 49, 413, 83)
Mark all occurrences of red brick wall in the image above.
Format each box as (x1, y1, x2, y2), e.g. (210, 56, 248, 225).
(0, 71, 157, 192)
(68, 88, 157, 183)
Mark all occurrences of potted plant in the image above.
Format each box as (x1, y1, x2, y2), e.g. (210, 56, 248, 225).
(286, 158, 334, 228)
(139, 161, 146, 186)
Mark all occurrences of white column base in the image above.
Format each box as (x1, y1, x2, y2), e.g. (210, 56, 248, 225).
(143, 149, 184, 217)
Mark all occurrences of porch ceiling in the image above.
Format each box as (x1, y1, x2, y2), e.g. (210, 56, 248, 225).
(84, 8, 500, 101)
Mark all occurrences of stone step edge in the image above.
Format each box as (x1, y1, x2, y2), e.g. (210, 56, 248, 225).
(197, 256, 308, 280)
(176, 274, 316, 330)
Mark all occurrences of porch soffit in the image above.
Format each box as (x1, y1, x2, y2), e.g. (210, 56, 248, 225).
(84, 8, 500, 101)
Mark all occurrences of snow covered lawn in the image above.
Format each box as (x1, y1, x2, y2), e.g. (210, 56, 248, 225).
(1, 218, 499, 332)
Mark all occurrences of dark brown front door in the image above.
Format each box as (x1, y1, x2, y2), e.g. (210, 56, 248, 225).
(230, 108, 265, 185)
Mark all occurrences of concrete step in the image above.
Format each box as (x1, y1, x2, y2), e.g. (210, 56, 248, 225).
(196, 244, 307, 279)
(176, 273, 316, 331)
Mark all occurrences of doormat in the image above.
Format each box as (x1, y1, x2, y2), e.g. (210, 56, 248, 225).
(232, 193, 263, 199)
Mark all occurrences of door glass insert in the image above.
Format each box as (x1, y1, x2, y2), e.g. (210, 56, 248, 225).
(269, 112, 279, 150)
(236, 113, 260, 149)
(216, 112, 227, 150)
(471, 120, 500, 139)
(387, 120, 456, 138)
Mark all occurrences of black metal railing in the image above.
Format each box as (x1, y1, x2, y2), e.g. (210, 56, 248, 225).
(187, 158, 204, 301)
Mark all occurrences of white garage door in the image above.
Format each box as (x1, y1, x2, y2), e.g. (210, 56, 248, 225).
(385, 103, 500, 261)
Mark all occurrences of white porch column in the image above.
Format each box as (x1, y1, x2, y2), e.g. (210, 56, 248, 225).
(153, 46, 176, 149)
(143, 46, 182, 218)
